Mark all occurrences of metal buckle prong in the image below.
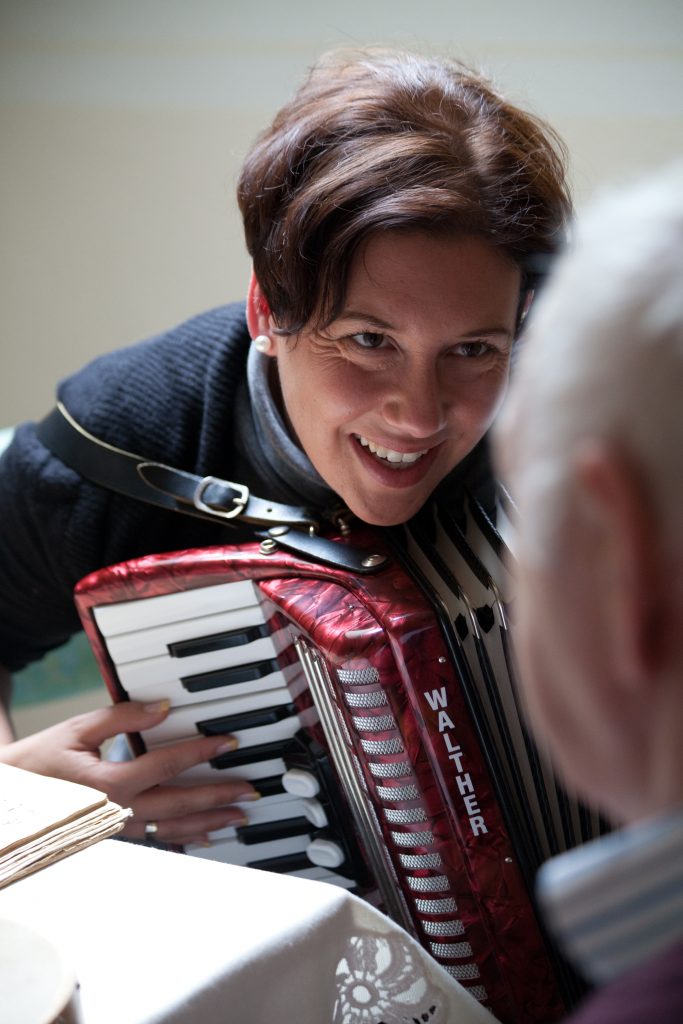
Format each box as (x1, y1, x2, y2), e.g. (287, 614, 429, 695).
(193, 476, 249, 520)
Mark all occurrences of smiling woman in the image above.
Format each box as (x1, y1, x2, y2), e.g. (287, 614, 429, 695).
(1, 44, 574, 1024)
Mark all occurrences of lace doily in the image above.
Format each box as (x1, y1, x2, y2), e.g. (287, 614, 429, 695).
(333, 933, 451, 1024)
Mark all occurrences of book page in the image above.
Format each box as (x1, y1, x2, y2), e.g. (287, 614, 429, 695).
(0, 762, 131, 886)
(0, 762, 111, 854)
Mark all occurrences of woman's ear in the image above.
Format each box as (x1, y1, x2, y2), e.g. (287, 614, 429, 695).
(246, 270, 275, 345)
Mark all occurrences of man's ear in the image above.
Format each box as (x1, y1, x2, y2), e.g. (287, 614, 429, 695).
(574, 440, 668, 686)
(246, 270, 275, 344)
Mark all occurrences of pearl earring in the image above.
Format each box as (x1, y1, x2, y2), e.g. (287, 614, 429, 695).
(253, 334, 273, 354)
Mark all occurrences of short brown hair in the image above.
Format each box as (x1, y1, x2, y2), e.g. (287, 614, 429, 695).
(237, 47, 571, 334)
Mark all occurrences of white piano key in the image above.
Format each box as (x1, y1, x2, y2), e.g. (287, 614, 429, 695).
(185, 831, 311, 867)
(203, 796, 321, 842)
(234, 790, 299, 812)
(105, 603, 270, 664)
(117, 652, 297, 708)
(145, 713, 301, 752)
(140, 687, 294, 745)
(118, 631, 280, 690)
(93, 578, 262, 636)
(175, 756, 287, 784)
(234, 721, 299, 751)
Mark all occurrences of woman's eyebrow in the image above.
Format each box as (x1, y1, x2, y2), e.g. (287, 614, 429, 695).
(337, 311, 514, 340)
(459, 326, 515, 339)
(334, 310, 395, 330)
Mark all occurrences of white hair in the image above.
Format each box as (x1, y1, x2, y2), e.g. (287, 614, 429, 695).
(499, 160, 683, 563)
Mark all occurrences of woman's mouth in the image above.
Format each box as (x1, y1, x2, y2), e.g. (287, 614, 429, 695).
(356, 434, 428, 468)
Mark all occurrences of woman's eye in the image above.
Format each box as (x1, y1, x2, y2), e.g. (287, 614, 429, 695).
(349, 331, 387, 350)
(454, 340, 493, 358)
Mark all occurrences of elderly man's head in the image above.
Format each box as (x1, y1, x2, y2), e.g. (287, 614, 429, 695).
(495, 162, 683, 827)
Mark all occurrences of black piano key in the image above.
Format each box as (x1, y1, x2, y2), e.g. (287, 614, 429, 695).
(181, 657, 281, 694)
(210, 738, 289, 770)
(168, 622, 270, 659)
(197, 702, 297, 736)
(247, 851, 314, 873)
(251, 775, 285, 797)
(236, 816, 312, 846)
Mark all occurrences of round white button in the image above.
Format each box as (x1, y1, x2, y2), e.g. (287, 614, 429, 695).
(307, 838, 345, 868)
(282, 768, 320, 798)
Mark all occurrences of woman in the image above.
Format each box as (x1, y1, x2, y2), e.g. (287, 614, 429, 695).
(0, 47, 569, 847)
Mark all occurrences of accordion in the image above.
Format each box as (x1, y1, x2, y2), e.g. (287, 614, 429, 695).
(74, 504, 598, 1024)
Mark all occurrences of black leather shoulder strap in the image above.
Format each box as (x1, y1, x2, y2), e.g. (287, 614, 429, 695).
(36, 404, 389, 575)
(37, 403, 318, 530)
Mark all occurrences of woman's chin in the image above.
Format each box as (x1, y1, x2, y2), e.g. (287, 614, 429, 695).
(343, 495, 427, 529)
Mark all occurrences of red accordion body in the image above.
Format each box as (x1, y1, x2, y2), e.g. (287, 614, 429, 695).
(75, 527, 565, 1024)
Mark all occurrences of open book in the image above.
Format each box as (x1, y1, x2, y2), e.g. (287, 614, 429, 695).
(0, 762, 131, 887)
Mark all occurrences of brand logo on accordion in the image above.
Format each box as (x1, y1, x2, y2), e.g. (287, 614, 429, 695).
(423, 686, 488, 837)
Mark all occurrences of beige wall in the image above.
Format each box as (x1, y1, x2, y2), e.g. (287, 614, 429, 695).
(2, 0, 683, 425)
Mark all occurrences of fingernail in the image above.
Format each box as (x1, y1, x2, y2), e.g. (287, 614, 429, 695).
(144, 699, 171, 715)
(214, 737, 238, 754)
(238, 791, 261, 802)
(185, 835, 211, 847)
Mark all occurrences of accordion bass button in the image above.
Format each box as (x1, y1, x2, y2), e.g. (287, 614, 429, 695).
(282, 768, 320, 798)
(306, 838, 345, 869)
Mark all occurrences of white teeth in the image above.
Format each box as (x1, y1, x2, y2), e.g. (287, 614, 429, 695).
(357, 435, 427, 465)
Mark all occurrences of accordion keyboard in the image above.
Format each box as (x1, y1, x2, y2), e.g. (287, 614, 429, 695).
(92, 578, 357, 889)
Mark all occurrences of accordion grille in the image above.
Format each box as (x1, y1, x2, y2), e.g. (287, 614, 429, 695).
(368, 760, 412, 779)
(430, 941, 473, 959)
(351, 714, 395, 732)
(343, 690, 388, 709)
(361, 737, 404, 756)
(383, 807, 427, 824)
(413, 897, 457, 914)
(376, 784, 419, 801)
(390, 829, 435, 848)
(337, 667, 380, 685)
(398, 852, 443, 870)
(422, 919, 466, 937)
(406, 875, 450, 893)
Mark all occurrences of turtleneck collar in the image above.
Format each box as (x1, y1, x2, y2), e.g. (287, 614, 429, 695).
(234, 343, 339, 513)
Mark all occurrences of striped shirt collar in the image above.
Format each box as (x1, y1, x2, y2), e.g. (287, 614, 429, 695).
(536, 805, 683, 986)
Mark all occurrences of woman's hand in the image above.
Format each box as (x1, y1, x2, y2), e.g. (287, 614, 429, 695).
(0, 700, 259, 846)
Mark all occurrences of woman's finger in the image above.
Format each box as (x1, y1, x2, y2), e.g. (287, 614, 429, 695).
(127, 779, 260, 822)
(97, 730, 255, 804)
(66, 699, 174, 748)
(123, 799, 252, 845)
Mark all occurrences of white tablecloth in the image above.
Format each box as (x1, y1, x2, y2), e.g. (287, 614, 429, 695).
(0, 839, 493, 1023)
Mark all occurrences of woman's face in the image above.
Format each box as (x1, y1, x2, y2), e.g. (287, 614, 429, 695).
(267, 231, 521, 526)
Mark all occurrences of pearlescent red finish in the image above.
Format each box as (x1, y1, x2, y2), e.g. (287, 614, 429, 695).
(75, 530, 565, 1024)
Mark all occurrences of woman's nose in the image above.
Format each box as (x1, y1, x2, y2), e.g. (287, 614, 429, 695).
(380, 362, 448, 438)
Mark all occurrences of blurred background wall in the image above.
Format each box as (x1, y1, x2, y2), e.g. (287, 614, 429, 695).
(2, 0, 683, 426)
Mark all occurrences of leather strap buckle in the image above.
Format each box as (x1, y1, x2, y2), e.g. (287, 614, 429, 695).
(193, 476, 249, 520)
